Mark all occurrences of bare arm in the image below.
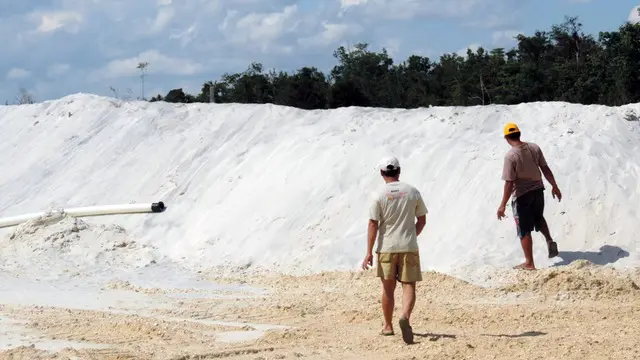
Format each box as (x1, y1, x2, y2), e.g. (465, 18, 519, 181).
(366, 219, 378, 255)
(535, 146, 559, 190)
(500, 155, 515, 210)
(540, 165, 558, 188)
(499, 180, 514, 209)
(540, 165, 562, 201)
(415, 215, 426, 236)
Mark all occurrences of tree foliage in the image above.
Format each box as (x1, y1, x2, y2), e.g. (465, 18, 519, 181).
(150, 17, 640, 108)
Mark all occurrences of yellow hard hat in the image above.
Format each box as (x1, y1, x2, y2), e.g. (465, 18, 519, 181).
(503, 122, 520, 136)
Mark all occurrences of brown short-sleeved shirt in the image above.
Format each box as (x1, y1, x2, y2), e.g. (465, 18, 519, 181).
(501, 142, 548, 199)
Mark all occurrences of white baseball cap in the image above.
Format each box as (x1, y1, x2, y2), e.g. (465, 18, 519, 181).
(378, 156, 400, 171)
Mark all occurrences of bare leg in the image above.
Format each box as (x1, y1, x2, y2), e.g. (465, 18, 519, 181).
(398, 281, 416, 344)
(515, 233, 536, 270)
(401, 282, 416, 320)
(538, 217, 553, 242)
(381, 279, 396, 332)
(539, 217, 559, 257)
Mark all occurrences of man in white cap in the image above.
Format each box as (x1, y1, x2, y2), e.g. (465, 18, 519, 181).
(362, 156, 428, 344)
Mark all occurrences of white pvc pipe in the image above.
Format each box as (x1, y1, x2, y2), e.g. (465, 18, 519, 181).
(0, 201, 166, 229)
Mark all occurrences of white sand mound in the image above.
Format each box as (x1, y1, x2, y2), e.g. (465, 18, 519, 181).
(500, 260, 640, 298)
(0, 212, 161, 276)
(0, 94, 639, 282)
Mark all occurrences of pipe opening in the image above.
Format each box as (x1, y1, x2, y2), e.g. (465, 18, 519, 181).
(151, 202, 166, 212)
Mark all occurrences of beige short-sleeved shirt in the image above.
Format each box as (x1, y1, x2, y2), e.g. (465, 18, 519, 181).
(502, 142, 548, 199)
(369, 181, 428, 253)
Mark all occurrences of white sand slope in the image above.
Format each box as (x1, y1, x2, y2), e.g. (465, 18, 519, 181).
(0, 94, 639, 283)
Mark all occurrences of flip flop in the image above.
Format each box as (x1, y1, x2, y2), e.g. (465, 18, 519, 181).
(380, 329, 394, 336)
(398, 316, 413, 344)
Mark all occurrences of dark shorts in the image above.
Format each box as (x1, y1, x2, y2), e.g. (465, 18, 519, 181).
(511, 188, 545, 239)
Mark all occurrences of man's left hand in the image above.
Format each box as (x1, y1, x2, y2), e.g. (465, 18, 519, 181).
(497, 205, 506, 220)
(361, 253, 373, 270)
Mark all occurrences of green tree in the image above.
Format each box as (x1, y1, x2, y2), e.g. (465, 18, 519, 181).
(147, 16, 640, 109)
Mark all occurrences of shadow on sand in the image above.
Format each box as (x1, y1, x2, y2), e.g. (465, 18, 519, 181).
(403, 332, 457, 345)
(414, 332, 457, 341)
(481, 331, 547, 338)
(552, 245, 630, 267)
(406, 331, 543, 345)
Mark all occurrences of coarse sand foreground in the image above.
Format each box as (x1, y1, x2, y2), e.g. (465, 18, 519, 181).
(1, 260, 639, 360)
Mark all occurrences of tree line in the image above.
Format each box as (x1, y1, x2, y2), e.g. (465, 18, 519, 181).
(148, 16, 640, 108)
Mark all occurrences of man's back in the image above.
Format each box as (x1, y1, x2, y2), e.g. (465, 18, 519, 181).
(369, 181, 428, 253)
(502, 142, 548, 199)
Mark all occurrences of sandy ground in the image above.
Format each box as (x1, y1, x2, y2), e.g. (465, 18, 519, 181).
(1, 260, 639, 360)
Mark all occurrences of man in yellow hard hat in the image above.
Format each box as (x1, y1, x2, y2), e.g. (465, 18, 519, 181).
(497, 122, 561, 270)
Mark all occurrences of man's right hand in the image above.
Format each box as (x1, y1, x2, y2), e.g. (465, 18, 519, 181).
(497, 204, 506, 220)
(552, 186, 562, 202)
(361, 253, 373, 270)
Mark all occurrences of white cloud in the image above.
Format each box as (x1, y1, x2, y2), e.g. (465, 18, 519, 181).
(340, 0, 517, 30)
(629, 6, 640, 24)
(47, 64, 71, 78)
(299, 22, 361, 47)
(219, 5, 302, 54)
(457, 43, 481, 57)
(464, 12, 514, 29)
(6, 68, 30, 80)
(218, 10, 239, 31)
(169, 24, 198, 47)
(233, 5, 298, 43)
(149, 6, 175, 33)
(340, 0, 369, 8)
(338, 0, 485, 20)
(492, 30, 521, 45)
(381, 38, 401, 56)
(33, 11, 83, 33)
(94, 50, 204, 79)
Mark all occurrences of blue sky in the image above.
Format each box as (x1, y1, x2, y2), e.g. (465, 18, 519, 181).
(1, 0, 638, 103)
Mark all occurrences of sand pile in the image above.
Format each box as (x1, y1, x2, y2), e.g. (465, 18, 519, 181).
(1, 94, 639, 278)
(0, 212, 161, 276)
(102, 279, 168, 295)
(2, 268, 640, 360)
(500, 260, 640, 299)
